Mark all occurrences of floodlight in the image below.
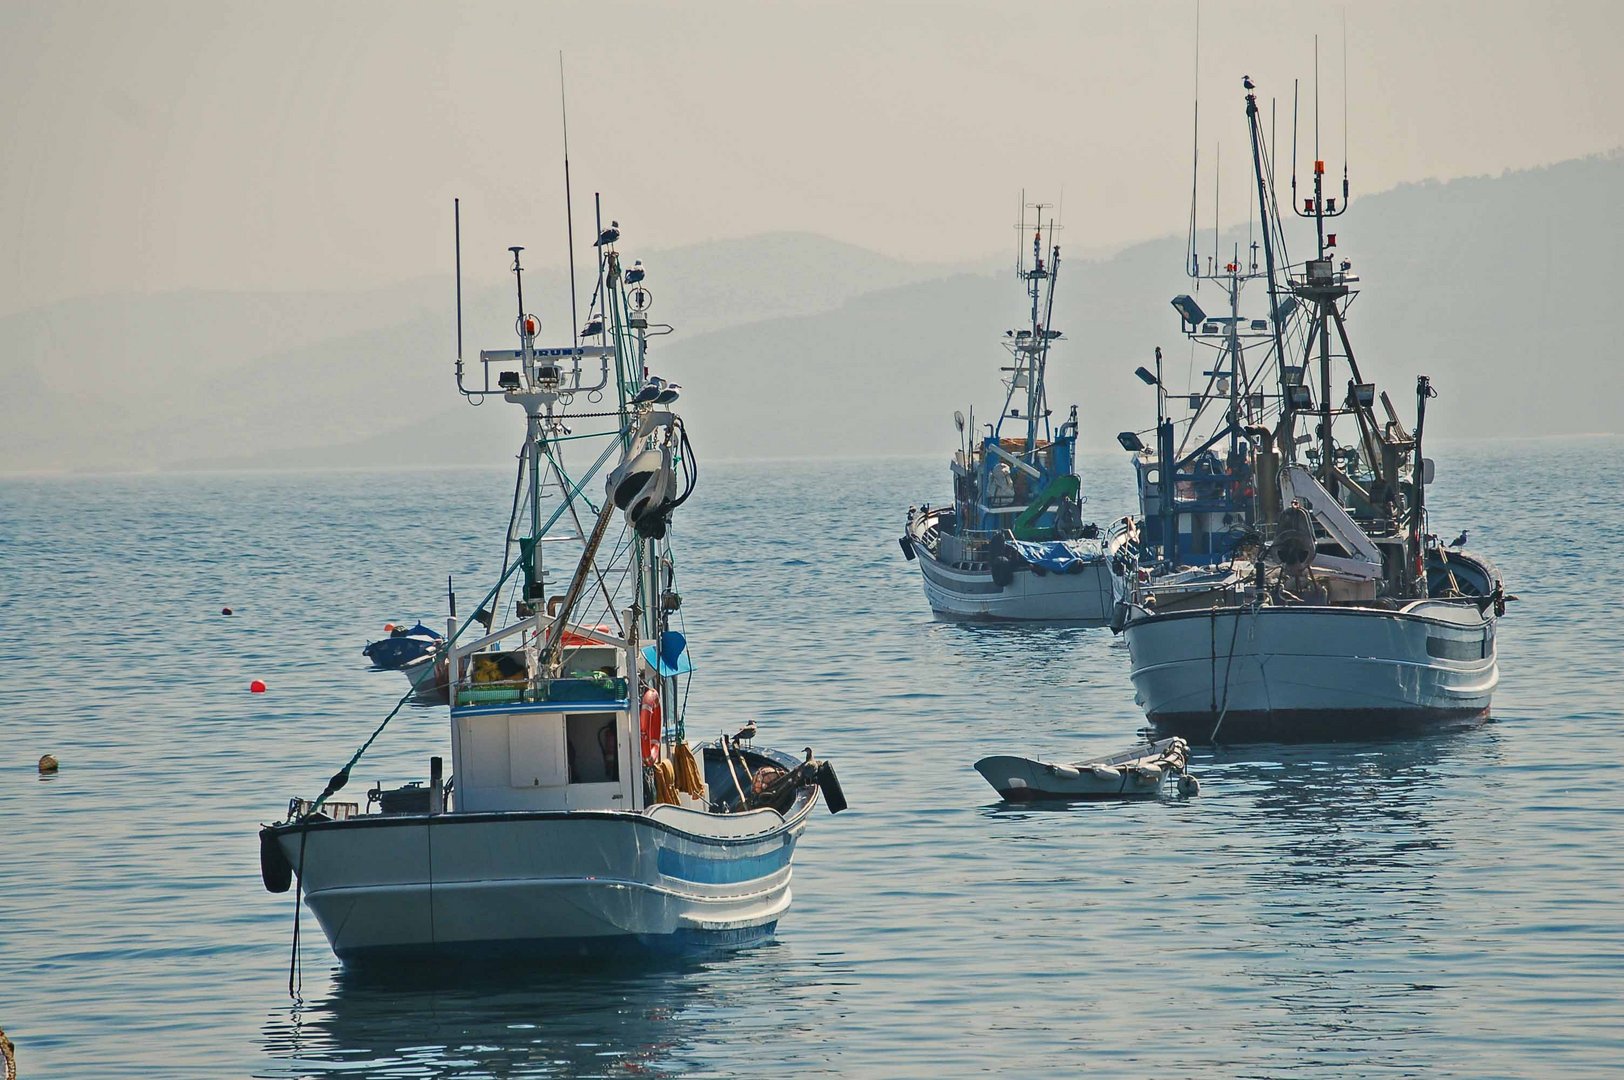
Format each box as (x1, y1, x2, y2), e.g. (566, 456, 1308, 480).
(1134, 366, 1159, 386)
(1171, 294, 1207, 326)
(1286, 384, 1314, 409)
(1117, 431, 1146, 452)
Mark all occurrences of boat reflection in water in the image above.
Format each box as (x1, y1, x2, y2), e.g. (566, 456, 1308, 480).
(259, 955, 793, 1079)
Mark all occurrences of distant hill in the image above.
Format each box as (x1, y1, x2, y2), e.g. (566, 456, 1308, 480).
(1, 157, 1618, 475)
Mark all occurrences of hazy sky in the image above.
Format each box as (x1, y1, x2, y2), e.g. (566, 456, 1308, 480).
(3, 0, 1620, 317)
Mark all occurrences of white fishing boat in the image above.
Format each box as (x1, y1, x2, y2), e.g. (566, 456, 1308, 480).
(258, 213, 845, 965)
(975, 737, 1198, 801)
(1106, 79, 1507, 743)
(900, 203, 1112, 621)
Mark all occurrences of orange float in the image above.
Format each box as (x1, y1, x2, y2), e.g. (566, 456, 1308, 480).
(639, 688, 662, 763)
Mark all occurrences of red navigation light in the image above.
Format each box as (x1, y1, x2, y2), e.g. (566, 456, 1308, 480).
(1315, 159, 1325, 175)
(1304, 199, 1315, 212)
(1226, 262, 1238, 273)
(523, 315, 538, 335)
(1327, 233, 1337, 247)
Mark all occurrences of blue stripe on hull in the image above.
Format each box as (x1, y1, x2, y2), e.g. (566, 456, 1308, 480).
(656, 839, 792, 883)
(335, 923, 779, 967)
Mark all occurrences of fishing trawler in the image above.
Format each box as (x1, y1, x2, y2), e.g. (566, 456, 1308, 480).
(900, 204, 1111, 621)
(258, 212, 845, 964)
(1106, 79, 1507, 742)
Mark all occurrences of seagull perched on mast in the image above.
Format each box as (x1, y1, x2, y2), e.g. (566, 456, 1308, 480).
(654, 382, 682, 405)
(1243, 75, 1256, 90)
(625, 260, 646, 284)
(631, 377, 665, 405)
(579, 315, 604, 337)
(1449, 530, 1468, 548)
(594, 221, 620, 247)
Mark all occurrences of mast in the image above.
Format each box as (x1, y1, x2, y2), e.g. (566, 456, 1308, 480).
(1243, 85, 1292, 457)
(509, 246, 548, 606)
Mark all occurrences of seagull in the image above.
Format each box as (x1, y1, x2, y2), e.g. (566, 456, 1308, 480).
(579, 315, 604, 337)
(1243, 75, 1256, 90)
(1448, 530, 1468, 548)
(732, 722, 757, 744)
(594, 221, 620, 247)
(625, 260, 646, 284)
(1340, 259, 1353, 272)
(654, 382, 682, 405)
(630, 378, 664, 405)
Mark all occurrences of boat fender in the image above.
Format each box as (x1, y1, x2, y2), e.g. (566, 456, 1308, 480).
(1090, 766, 1121, 782)
(1177, 773, 1201, 797)
(990, 554, 1015, 588)
(816, 760, 848, 814)
(898, 535, 916, 561)
(259, 828, 293, 894)
(639, 689, 662, 763)
(1133, 764, 1163, 782)
(1048, 764, 1080, 779)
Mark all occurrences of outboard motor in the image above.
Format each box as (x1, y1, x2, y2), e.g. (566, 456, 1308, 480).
(1272, 503, 1316, 573)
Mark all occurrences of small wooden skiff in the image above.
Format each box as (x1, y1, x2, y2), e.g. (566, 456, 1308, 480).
(975, 737, 1198, 801)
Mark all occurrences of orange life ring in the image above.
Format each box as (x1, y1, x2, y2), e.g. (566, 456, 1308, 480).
(640, 688, 662, 763)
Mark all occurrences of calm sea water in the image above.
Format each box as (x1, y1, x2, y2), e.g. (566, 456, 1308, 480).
(2, 438, 1622, 1078)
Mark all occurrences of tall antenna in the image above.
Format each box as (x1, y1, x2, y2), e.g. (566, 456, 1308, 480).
(560, 53, 581, 347)
(1213, 142, 1220, 275)
(1291, 79, 1300, 212)
(1186, 0, 1201, 279)
(1342, 15, 1351, 207)
(454, 197, 463, 362)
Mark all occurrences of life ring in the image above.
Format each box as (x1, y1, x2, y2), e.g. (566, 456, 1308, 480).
(640, 688, 662, 763)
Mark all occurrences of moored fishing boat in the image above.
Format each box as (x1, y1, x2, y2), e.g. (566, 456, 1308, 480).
(258, 213, 845, 965)
(1107, 79, 1508, 743)
(900, 203, 1112, 621)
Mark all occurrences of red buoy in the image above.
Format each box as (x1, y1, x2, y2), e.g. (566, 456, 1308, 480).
(383, 623, 396, 633)
(250, 679, 267, 693)
(221, 607, 234, 616)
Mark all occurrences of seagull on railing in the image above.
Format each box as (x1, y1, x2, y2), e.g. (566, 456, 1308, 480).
(654, 382, 682, 405)
(625, 260, 646, 284)
(631, 377, 665, 405)
(580, 315, 604, 337)
(1448, 530, 1468, 548)
(595, 221, 620, 247)
(732, 722, 757, 744)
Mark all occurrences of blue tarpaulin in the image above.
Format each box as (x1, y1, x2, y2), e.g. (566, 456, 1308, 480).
(1006, 538, 1105, 573)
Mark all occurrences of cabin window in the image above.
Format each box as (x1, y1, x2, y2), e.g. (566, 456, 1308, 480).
(566, 712, 619, 784)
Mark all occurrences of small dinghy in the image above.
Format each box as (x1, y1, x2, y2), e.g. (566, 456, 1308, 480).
(975, 737, 1198, 801)
(362, 621, 443, 670)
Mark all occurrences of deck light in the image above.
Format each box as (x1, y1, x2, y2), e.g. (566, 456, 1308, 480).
(1117, 431, 1146, 452)
(497, 371, 522, 389)
(1171, 295, 1207, 326)
(1134, 366, 1159, 386)
(1349, 383, 1376, 407)
(1286, 384, 1314, 409)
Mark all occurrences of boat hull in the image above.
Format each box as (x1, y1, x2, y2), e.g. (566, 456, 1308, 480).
(975, 756, 1170, 801)
(906, 520, 1113, 622)
(269, 804, 810, 965)
(1123, 601, 1498, 742)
